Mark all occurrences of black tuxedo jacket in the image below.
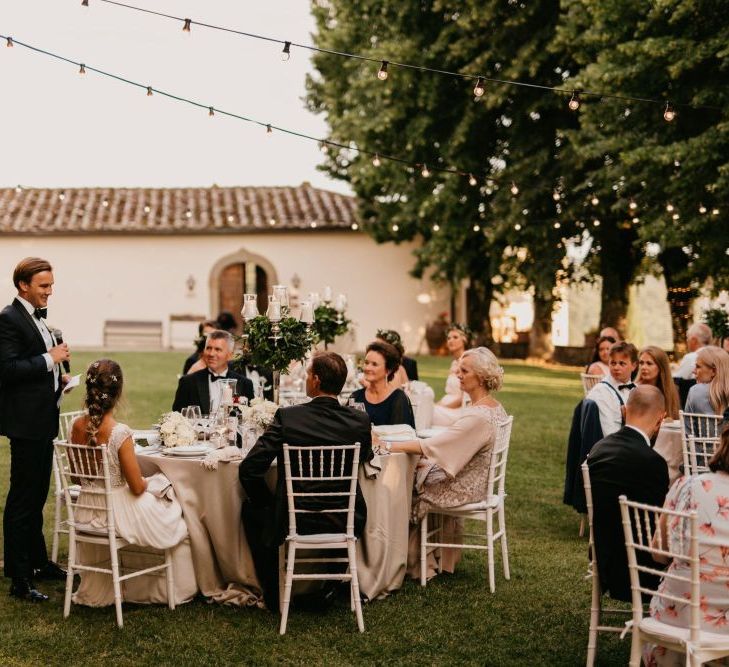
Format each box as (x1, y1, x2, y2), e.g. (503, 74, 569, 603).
(172, 368, 254, 413)
(239, 396, 373, 547)
(0, 298, 60, 440)
(587, 426, 669, 601)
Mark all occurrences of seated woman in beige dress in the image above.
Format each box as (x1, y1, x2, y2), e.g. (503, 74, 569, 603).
(69, 359, 197, 606)
(432, 324, 471, 426)
(377, 347, 507, 578)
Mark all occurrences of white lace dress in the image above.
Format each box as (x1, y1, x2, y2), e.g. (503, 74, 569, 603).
(71, 421, 198, 606)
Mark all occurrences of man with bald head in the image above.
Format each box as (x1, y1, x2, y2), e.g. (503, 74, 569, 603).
(587, 385, 670, 601)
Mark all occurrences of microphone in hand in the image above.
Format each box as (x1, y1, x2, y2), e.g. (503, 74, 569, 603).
(52, 329, 71, 373)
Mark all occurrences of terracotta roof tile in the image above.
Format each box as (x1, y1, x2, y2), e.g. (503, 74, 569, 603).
(0, 183, 358, 235)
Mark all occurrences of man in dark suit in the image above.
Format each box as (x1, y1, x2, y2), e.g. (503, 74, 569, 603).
(587, 384, 670, 602)
(172, 330, 253, 413)
(239, 351, 372, 611)
(0, 257, 71, 601)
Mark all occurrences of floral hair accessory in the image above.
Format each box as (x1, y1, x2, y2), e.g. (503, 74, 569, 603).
(93, 362, 100, 368)
(87, 374, 95, 383)
(448, 322, 472, 342)
(376, 329, 402, 347)
(110, 375, 117, 382)
(101, 393, 108, 400)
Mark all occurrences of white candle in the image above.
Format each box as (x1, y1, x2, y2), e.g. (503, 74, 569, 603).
(268, 299, 282, 321)
(334, 293, 347, 312)
(322, 285, 332, 302)
(242, 294, 258, 319)
(221, 383, 233, 405)
(300, 301, 314, 324)
(308, 292, 320, 309)
(272, 284, 289, 308)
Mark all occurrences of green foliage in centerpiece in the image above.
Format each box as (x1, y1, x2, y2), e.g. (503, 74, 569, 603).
(234, 315, 314, 374)
(313, 304, 351, 349)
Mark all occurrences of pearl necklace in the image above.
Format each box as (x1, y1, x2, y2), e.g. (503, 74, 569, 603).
(470, 395, 492, 408)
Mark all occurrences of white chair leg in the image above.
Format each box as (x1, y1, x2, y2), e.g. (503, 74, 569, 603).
(579, 515, 586, 537)
(499, 503, 510, 581)
(436, 514, 443, 575)
(278, 544, 285, 616)
(279, 542, 296, 635)
(110, 547, 124, 628)
(586, 577, 601, 667)
(51, 494, 62, 564)
(487, 509, 495, 593)
(165, 548, 175, 611)
(420, 514, 428, 587)
(628, 630, 642, 667)
(348, 540, 364, 633)
(64, 532, 76, 619)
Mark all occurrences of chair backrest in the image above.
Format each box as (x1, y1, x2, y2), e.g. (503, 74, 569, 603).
(59, 409, 85, 442)
(687, 436, 721, 476)
(53, 441, 118, 539)
(282, 443, 361, 538)
(680, 411, 721, 474)
(581, 462, 597, 573)
(487, 417, 514, 500)
(618, 495, 700, 646)
(581, 373, 603, 397)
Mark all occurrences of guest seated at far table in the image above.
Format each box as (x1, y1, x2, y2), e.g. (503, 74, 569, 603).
(637, 345, 680, 420)
(376, 329, 418, 384)
(239, 351, 373, 611)
(646, 424, 729, 667)
(350, 341, 415, 428)
(172, 330, 253, 414)
(585, 335, 616, 377)
(182, 319, 218, 375)
(375, 347, 507, 579)
(685, 345, 729, 417)
(587, 385, 669, 602)
(432, 323, 472, 426)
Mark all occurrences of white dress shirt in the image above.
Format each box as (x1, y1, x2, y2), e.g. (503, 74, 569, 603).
(17, 295, 59, 391)
(625, 424, 651, 448)
(586, 374, 634, 437)
(672, 348, 702, 380)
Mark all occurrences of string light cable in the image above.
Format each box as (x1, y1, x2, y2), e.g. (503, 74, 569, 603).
(78, 0, 722, 116)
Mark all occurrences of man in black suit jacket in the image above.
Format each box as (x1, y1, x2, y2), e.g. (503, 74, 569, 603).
(239, 351, 372, 611)
(172, 330, 253, 413)
(587, 384, 670, 602)
(0, 257, 71, 601)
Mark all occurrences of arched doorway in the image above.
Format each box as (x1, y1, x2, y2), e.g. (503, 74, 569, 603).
(210, 249, 278, 331)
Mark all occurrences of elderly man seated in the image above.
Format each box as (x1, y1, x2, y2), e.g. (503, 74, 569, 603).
(172, 330, 253, 413)
(587, 385, 670, 601)
(673, 322, 712, 380)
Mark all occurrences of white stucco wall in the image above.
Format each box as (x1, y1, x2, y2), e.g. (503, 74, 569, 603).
(0, 232, 448, 353)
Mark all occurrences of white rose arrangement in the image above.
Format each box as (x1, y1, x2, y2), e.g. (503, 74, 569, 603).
(239, 397, 279, 430)
(159, 411, 197, 448)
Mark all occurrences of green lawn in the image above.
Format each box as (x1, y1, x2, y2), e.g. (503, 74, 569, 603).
(0, 352, 631, 666)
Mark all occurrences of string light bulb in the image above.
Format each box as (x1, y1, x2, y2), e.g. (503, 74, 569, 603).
(510, 182, 519, 196)
(319, 141, 329, 154)
(632, 217, 640, 224)
(79, 63, 86, 75)
(421, 164, 431, 178)
(629, 199, 637, 210)
(392, 223, 399, 232)
(6, 37, 13, 48)
(146, 86, 153, 96)
(208, 106, 214, 117)
(281, 41, 291, 62)
(473, 77, 485, 98)
(372, 154, 381, 167)
(663, 102, 676, 122)
(377, 60, 389, 81)
(182, 18, 192, 32)
(468, 173, 477, 186)
(514, 223, 522, 231)
(266, 124, 272, 135)
(699, 204, 707, 214)
(81, 0, 88, 5)
(432, 223, 440, 232)
(590, 195, 599, 206)
(713, 208, 720, 215)
(553, 222, 561, 229)
(666, 203, 674, 212)
(351, 222, 359, 230)
(568, 91, 580, 111)
(552, 191, 561, 201)
(473, 224, 481, 232)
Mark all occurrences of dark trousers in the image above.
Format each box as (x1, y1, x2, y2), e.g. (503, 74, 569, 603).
(242, 503, 280, 612)
(3, 437, 54, 580)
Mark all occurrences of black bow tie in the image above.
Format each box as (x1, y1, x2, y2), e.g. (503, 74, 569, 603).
(618, 383, 636, 391)
(208, 372, 228, 382)
(34, 307, 47, 320)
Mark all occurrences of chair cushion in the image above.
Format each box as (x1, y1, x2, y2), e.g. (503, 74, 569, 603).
(288, 533, 350, 544)
(437, 496, 502, 515)
(640, 616, 729, 648)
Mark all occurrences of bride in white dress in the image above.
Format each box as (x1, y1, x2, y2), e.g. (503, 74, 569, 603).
(69, 359, 197, 606)
(432, 324, 471, 426)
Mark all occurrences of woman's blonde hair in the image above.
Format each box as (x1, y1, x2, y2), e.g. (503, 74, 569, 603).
(697, 346, 729, 414)
(461, 347, 504, 392)
(639, 346, 680, 419)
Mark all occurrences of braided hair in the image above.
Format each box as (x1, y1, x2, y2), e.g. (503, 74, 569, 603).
(84, 359, 123, 447)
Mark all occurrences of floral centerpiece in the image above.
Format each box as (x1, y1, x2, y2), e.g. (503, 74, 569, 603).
(236, 315, 313, 374)
(313, 303, 351, 349)
(159, 411, 196, 448)
(239, 397, 279, 431)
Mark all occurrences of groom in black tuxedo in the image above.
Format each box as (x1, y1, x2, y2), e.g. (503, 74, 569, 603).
(239, 351, 372, 611)
(587, 384, 670, 602)
(172, 330, 253, 413)
(0, 257, 71, 601)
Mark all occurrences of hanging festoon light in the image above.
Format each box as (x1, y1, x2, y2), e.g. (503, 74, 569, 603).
(432, 223, 440, 232)
(591, 195, 599, 206)
(699, 204, 707, 214)
(468, 173, 478, 186)
(281, 41, 291, 62)
(266, 124, 272, 135)
(666, 203, 674, 212)
(6, 37, 13, 48)
(552, 191, 561, 201)
(473, 224, 481, 232)
(629, 199, 637, 210)
(568, 91, 581, 111)
(319, 141, 329, 154)
(663, 102, 676, 122)
(372, 154, 381, 167)
(473, 77, 485, 98)
(182, 18, 192, 32)
(146, 86, 153, 96)
(421, 164, 431, 178)
(81, 0, 88, 5)
(377, 60, 389, 81)
(79, 63, 86, 75)
(510, 182, 519, 196)
(208, 106, 214, 116)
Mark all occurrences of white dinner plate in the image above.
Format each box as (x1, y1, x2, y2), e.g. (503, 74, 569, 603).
(381, 433, 414, 443)
(132, 429, 160, 440)
(162, 445, 211, 457)
(416, 427, 446, 438)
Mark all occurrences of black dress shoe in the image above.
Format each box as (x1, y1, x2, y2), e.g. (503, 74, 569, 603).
(9, 579, 49, 602)
(34, 561, 66, 581)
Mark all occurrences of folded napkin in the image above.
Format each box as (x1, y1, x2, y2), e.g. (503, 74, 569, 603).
(145, 472, 176, 501)
(372, 424, 416, 437)
(363, 454, 383, 479)
(201, 446, 243, 471)
(407, 382, 435, 431)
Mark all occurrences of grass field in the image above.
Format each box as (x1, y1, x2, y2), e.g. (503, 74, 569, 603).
(0, 352, 631, 666)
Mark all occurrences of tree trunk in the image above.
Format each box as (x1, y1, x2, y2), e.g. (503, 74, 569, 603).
(466, 280, 494, 347)
(529, 292, 555, 360)
(659, 249, 696, 352)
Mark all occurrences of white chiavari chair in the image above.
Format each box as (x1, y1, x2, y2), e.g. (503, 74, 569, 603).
(687, 435, 721, 476)
(279, 443, 364, 635)
(679, 410, 722, 474)
(51, 409, 85, 563)
(580, 373, 603, 397)
(619, 494, 729, 667)
(54, 441, 175, 628)
(581, 463, 632, 666)
(419, 416, 513, 593)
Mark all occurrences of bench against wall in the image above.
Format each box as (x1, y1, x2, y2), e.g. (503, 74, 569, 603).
(103, 320, 163, 350)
